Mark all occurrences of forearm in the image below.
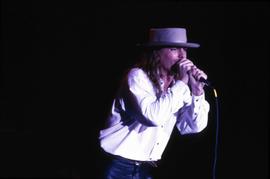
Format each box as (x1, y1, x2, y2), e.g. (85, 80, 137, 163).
(131, 80, 191, 125)
(176, 94, 210, 134)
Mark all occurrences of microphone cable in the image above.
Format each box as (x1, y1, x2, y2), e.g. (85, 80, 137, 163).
(171, 61, 220, 179)
(206, 83, 220, 179)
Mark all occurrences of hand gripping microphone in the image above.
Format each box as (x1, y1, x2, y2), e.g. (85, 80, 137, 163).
(170, 60, 211, 87)
(198, 76, 211, 87)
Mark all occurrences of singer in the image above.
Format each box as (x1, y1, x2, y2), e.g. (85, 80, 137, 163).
(99, 27, 210, 179)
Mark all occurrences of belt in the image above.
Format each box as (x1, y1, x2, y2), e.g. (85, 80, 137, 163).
(106, 153, 158, 168)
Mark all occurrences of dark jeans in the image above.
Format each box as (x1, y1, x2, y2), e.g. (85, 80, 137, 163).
(103, 153, 154, 179)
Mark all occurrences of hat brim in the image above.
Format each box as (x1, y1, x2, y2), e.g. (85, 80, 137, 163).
(138, 42, 200, 48)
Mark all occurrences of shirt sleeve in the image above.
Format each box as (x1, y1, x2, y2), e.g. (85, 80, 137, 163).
(175, 94, 210, 134)
(126, 68, 192, 126)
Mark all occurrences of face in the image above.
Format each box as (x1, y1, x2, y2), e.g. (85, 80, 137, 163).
(157, 47, 187, 71)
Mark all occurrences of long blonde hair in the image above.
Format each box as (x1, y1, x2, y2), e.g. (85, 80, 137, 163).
(135, 47, 164, 97)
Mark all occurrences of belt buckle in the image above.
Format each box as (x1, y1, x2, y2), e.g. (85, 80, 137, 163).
(135, 161, 141, 166)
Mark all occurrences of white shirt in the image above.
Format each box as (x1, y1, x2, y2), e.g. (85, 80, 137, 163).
(99, 68, 210, 161)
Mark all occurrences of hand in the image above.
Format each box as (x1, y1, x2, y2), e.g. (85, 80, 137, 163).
(188, 66, 207, 96)
(175, 58, 194, 84)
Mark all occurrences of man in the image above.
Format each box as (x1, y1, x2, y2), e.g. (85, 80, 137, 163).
(99, 27, 210, 179)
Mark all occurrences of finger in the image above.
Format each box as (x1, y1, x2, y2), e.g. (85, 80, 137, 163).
(179, 58, 193, 65)
(179, 60, 194, 71)
(192, 68, 207, 81)
(197, 71, 207, 81)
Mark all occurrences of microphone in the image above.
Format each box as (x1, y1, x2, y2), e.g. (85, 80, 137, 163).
(171, 61, 211, 87)
(198, 77, 211, 87)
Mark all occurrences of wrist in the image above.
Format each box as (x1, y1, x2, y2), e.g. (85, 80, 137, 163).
(192, 88, 204, 96)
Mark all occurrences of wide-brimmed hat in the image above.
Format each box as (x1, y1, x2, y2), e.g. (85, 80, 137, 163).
(139, 27, 200, 48)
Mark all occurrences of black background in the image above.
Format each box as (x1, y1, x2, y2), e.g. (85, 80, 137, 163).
(1, 1, 269, 178)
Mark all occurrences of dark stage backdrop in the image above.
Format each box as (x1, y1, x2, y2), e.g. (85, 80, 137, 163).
(1, 1, 269, 178)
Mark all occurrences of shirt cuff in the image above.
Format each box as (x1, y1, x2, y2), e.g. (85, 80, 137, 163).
(192, 93, 205, 106)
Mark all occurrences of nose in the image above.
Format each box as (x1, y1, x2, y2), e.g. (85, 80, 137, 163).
(178, 47, 187, 59)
